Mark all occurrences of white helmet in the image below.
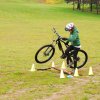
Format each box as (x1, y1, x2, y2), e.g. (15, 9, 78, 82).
(65, 23, 74, 31)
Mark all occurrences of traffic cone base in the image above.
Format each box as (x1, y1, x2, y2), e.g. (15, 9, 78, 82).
(88, 67, 94, 76)
(52, 61, 55, 68)
(30, 64, 36, 72)
(61, 61, 66, 69)
(60, 69, 65, 78)
(74, 68, 79, 77)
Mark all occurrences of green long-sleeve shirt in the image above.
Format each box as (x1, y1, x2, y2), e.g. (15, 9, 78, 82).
(67, 27, 81, 46)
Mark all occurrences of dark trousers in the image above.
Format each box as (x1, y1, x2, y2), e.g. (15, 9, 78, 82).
(65, 45, 80, 69)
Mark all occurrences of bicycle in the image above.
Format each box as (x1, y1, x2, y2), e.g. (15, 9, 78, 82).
(35, 28, 88, 69)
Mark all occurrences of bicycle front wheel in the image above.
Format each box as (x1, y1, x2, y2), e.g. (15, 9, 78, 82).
(67, 49, 88, 69)
(35, 44, 55, 63)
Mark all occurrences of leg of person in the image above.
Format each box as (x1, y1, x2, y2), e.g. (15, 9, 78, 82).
(61, 45, 74, 59)
(73, 47, 80, 69)
(65, 45, 74, 56)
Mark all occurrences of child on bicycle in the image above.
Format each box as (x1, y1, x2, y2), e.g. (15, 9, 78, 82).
(61, 23, 81, 68)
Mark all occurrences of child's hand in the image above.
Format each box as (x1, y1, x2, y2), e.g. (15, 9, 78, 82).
(65, 41, 69, 45)
(61, 37, 68, 40)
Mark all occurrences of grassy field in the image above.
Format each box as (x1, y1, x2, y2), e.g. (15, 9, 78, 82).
(0, 0, 100, 100)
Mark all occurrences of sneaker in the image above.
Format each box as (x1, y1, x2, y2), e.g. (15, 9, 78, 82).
(60, 54, 66, 59)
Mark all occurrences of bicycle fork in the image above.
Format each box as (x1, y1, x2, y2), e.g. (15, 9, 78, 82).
(58, 41, 64, 54)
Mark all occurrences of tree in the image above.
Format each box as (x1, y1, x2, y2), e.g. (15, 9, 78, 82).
(77, 0, 81, 10)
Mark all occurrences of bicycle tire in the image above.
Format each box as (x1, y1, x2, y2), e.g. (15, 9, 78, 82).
(35, 44, 55, 63)
(67, 49, 88, 69)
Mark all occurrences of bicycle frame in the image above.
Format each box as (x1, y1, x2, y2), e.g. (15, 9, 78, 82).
(35, 27, 88, 68)
(52, 27, 68, 55)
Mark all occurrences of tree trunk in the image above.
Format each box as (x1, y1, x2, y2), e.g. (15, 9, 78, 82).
(90, 0, 93, 12)
(77, 0, 81, 10)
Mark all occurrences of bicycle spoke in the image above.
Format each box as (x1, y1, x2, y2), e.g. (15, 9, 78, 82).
(35, 45, 55, 63)
(38, 47, 53, 61)
(76, 51, 86, 67)
(67, 50, 88, 69)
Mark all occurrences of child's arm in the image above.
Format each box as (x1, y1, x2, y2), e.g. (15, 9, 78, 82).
(67, 33, 77, 42)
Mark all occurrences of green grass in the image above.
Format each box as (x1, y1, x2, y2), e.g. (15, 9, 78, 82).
(0, 1, 100, 100)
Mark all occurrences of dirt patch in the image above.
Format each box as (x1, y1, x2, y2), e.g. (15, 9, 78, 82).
(43, 78, 89, 100)
(0, 88, 31, 100)
(0, 65, 99, 100)
(43, 64, 100, 100)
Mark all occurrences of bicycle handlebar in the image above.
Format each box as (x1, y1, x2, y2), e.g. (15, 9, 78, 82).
(52, 27, 69, 46)
(52, 27, 61, 38)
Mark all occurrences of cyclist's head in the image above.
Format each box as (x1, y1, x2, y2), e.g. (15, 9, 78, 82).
(65, 23, 74, 31)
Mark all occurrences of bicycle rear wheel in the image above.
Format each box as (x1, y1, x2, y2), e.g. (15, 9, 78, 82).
(67, 49, 88, 69)
(35, 44, 55, 63)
